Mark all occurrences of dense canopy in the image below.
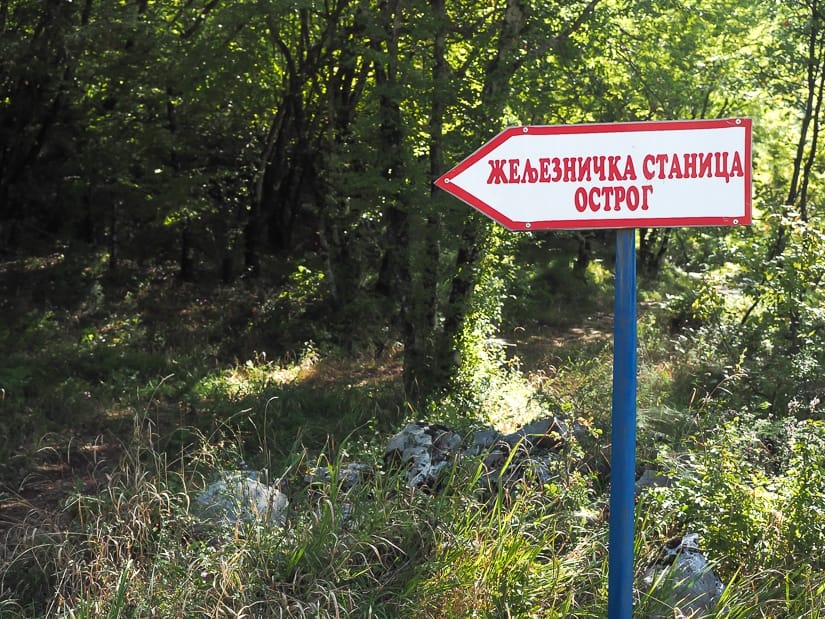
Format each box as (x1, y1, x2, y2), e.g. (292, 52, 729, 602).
(3, 0, 821, 406)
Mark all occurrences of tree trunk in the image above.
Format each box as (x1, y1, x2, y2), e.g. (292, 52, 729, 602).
(108, 198, 118, 274)
(179, 219, 194, 282)
(412, 0, 529, 402)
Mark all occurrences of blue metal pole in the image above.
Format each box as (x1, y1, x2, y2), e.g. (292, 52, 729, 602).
(607, 228, 638, 618)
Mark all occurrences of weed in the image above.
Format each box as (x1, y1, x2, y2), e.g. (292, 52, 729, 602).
(5, 250, 825, 618)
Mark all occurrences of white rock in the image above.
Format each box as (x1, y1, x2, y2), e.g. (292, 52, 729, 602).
(195, 470, 288, 527)
(642, 533, 724, 618)
(384, 423, 462, 489)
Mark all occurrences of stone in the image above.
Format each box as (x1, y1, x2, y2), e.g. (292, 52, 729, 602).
(501, 416, 570, 451)
(641, 533, 724, 618)
(383, 416, 576, 496)
(467, 428, 501, 457)
(195, 470, 288, 528)
(472, 417, 569, 492)
(635, 469, 672, 495)
(384, 423, 462, 489)
(306, 462, 373, 493)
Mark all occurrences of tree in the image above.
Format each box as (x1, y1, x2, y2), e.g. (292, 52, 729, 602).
(0, 0, 87, 248)
(6, 0, 825, 415)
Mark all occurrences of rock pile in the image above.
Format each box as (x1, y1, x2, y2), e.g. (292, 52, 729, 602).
(191, 416, 724, 617)
(471, 416, 571, 493)
(381, 416, 581, 495)
(383, 423, 463, 490)
(195, 415, 580, 527)
(641, 532, 724, 618)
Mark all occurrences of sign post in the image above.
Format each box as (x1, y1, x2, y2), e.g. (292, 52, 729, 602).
(608, 227, 638, 617)
(435, 118, 752, 618)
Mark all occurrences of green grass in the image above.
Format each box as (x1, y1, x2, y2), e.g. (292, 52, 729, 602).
(4, 251, 825, 617)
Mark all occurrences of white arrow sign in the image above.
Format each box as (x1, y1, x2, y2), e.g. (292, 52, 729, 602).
(435, 119, 752, 231)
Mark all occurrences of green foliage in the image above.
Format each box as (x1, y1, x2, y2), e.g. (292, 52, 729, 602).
(8, 0, 825, 615)
(5, 254, 825, 616)
(779, 418, 825, 563)
(676, 416, 781, 572)
(639, 410, 825, 588)
(452, 229, 518, 398)
(656, 207, 825, 415)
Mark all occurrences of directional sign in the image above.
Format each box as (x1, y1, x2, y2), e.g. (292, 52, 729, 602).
(436, 117, 753, 619)
(435, 118, 752, 231)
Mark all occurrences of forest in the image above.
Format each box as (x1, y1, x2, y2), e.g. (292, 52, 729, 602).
(3, 0, 825, 616)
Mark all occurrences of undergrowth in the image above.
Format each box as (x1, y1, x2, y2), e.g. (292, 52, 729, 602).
(4, 341, 825, 617)
(3, 252, 825, 617)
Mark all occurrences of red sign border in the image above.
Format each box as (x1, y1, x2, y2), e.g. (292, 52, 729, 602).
(434, 118, 752, 231)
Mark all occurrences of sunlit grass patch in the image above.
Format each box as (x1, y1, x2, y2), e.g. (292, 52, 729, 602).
(193, 346, 320, 400)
